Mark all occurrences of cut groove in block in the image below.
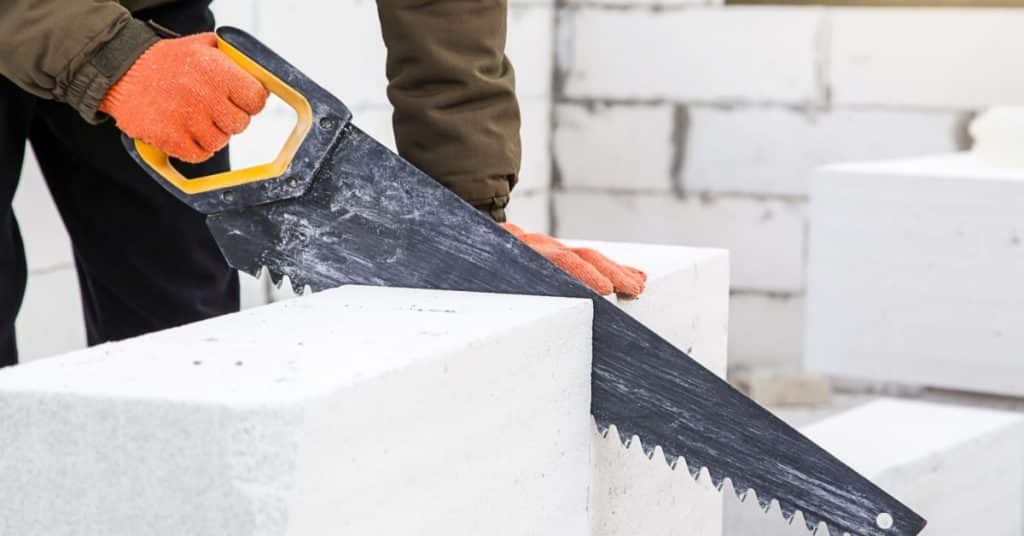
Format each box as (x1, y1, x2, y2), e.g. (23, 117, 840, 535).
(0, 286, 593, 535)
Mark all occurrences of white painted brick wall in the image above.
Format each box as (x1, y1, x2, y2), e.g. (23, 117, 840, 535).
(829, 8, 1024, 109)
(685, 107, 963, 196)
(0, 286, 595, 534)
(806, 154, 1024, 396)
(560, 7, 823, 103)
(555, 192, 805, 292)
(555, 103, 676, 191)
(508, 4, 556, 99)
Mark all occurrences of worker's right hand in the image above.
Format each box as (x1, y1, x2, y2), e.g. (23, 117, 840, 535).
(100, 32, 269, 164)
(501, 223, 647, 298)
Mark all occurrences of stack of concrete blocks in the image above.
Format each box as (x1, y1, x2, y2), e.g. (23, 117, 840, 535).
(0, 242, 731, 535)
(725, 398, 1024, 535)
(552, 4, 1024, 370)
(806, 153, 1024, 396)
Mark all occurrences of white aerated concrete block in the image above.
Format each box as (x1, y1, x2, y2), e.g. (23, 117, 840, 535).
(555, 103, 676, 191)
(561, 8, 822, 103)
(0, 286, 593, 534)
(570, 241, 729, 536)
(567, 241, 730, 373)
(725, 399, 1024, 535)
(728, 293, 804, 370)
(806, 154, 1024, 396)
(685, 107, 963, 196)
(556, 192, 805, 293)
(829, 8, 1024, 108)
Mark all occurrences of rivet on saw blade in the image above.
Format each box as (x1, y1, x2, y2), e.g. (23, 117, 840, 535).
(286, 177, 299, 189)
(222, 190, 235, 202)
(319, 117, 337, 130)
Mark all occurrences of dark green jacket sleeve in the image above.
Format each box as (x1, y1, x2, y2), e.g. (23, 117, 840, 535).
(0, 1, 159, 124)
(377, 0, 522, 222)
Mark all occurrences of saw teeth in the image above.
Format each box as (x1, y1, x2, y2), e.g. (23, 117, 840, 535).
(596, 421, 862, 536)
(266, 268, 285, 287)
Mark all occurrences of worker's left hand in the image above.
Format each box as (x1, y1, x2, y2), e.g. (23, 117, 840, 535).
(501, 223, 647, 298)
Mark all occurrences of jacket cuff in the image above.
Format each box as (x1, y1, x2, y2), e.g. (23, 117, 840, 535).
(463, 174, 517, 223)
(64, 19, 160, 125)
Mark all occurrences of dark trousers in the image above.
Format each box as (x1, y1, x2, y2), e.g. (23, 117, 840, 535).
(0, 1, 237, 367)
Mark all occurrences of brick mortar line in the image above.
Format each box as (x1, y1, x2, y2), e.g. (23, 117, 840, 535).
(547, 0, 567, 233)
(669, 104, 689, 195)
(813, 8, 833, 107)
(557, 3, 739, 12)
(730, 290, 805, 300)
(553, 187, 809, 204)
(555, 97, 974, 114)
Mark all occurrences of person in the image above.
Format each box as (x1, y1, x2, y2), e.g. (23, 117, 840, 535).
(0, 0, 644, 367)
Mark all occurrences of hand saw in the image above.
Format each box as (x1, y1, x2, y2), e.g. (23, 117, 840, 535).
(123, 27, 925, 536)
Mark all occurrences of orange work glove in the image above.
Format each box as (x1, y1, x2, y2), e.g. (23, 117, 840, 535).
(501, 223, 647, 298)
(100, 33, 269, 164)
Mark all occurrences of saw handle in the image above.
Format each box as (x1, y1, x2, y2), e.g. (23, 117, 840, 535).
(128, 31, 314, 195)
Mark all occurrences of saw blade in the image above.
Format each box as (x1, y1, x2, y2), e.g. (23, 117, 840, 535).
(204, 122, 925, 536)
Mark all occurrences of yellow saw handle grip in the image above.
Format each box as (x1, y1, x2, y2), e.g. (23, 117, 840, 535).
(132, 34, 314, 195)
